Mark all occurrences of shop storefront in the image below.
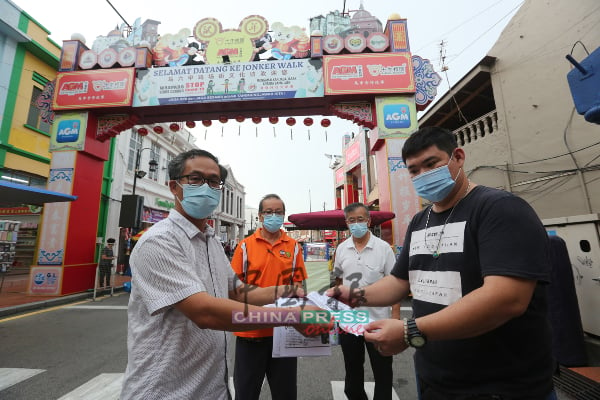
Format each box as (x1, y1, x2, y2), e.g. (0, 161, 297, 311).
(0, 180, 76, 276)
(0, 206, 42, 271)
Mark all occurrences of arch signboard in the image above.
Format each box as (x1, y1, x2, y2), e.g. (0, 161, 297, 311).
(38, 9, 441, 295)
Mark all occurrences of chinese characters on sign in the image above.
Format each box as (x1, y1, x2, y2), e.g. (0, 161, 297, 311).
(133, 59, 324, 106)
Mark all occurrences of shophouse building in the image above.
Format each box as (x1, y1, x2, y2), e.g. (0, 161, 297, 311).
(0, 0, 61, 272)
(417, 0, 600, 351)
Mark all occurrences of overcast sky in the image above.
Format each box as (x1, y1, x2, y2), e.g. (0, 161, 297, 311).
(16, 0, 523, 217)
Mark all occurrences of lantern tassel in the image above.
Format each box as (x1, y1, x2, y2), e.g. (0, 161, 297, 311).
(273, 127, 276, 138)
(204, 129, 207, 140)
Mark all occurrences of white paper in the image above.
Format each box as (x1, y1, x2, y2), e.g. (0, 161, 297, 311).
(307, 291, 373, 336)
(306, 291, 352, 311)
(271, 297, 331, 358)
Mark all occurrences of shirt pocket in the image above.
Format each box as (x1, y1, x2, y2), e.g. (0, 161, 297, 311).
(363, 263, 384, 285)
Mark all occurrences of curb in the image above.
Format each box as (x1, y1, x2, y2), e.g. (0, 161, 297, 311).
(0, 286, 125, 319)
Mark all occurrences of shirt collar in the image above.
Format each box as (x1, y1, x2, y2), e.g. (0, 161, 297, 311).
(255, 228, 290, 243)
(169, 209, 215, 240)
(347, 232, 374, 249)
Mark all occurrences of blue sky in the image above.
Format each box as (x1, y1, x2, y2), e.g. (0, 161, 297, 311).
(18, 0, 523, 216)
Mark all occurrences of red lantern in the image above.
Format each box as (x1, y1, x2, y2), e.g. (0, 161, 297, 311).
(202, 120, 212, 127)
(286, 117, 296, 126)
(304, 117, 314, 126)
(321, 118, 331, 127)
(269, 116, 279, 124)
(137, 127, 149, 136)
(153, 125, 164, 134)
(252, 117, 261, 124)
(235, 115, 245, 123)
(170, 123, 180, 132)
(218, 115, 228, 124)
(186, 121, 196, 129)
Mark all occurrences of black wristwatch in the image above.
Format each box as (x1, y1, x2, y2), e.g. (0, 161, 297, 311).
(404, 318, 427, 348)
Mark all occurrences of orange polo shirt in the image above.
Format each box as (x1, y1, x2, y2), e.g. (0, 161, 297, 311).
(231, 228, 307, 338)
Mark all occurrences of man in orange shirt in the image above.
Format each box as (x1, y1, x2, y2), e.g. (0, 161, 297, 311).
(231, 193, 307, 400)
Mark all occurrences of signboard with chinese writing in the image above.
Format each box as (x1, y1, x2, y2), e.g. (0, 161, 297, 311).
(344, 141, 361, 170)
(132, 59, 324, 106)
(323, 53, 414, 95)
(387, 19, 410, 52)
(0, 206, 42, 215)
(28, 266, 62, 295)
(335, 167, 345, 186)
(52, 68, 135, 110)
(50, 112, 88, 152)
(375, 95, 418, 138)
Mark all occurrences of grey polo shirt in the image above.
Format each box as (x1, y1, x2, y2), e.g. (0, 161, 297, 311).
(333, 232, 396, 321)
(121, 209, 237, 400)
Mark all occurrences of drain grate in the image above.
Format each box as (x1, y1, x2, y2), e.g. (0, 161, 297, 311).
(553, 366, 600, 400)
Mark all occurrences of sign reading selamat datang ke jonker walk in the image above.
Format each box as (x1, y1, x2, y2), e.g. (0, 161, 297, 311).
(132, 58, 324, 107)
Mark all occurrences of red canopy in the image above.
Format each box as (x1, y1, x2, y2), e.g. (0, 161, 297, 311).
(288, 209, 395, 230)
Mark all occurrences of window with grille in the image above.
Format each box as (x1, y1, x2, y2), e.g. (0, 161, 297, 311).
(128, 131, 143, 172)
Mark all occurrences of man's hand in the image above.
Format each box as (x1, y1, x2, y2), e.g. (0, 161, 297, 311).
(325, 285, 366, 308)
(363, 319, 408, 357)
(276, 284, 305, 299)
(292, 305, 334, 337)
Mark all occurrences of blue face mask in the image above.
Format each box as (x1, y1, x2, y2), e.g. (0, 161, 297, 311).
(411, 158, 459, 203)
(263, 214, 284, 233)
(176, 183, 221, 219)
(349, 222, 369, 238)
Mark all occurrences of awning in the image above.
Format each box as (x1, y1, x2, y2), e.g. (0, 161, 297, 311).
(288, 209, 395, 230)
(0, 180, 77, 206)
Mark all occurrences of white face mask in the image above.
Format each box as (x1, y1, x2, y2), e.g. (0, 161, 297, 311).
(411, 156, 460, 202)
(349, 222, 369, 238)
(176, 183, 221, 219)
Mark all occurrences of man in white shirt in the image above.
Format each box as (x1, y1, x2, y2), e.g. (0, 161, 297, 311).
(333, 202, 400, 400)
(121, 149, 328, 400)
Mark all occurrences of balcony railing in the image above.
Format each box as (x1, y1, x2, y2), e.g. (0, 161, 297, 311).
(453, 110, 498, 146)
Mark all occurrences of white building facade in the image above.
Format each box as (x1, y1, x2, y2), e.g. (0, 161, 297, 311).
(105, 124, 246, 252)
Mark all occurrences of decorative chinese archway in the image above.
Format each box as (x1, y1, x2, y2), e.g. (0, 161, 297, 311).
(38, 11, 441, 295)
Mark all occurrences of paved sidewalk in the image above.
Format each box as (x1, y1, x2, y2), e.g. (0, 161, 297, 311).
(0, 273, 131, 317)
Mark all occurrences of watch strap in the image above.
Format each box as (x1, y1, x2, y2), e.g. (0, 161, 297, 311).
(403, 318, 410, 346)
(404, 317, 427, 347)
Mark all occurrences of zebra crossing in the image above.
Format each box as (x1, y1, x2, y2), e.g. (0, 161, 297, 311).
(0, 368, 44, 391)
(0, 368, 400, 399)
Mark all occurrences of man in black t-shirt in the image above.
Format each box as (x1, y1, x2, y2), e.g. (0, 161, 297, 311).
(328, 127, 557, 400)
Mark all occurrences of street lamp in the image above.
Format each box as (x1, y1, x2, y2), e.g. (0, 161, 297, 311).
(132, 147, 158, 195)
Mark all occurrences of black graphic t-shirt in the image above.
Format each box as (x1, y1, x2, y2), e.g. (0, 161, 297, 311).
(392, 186, 554, 398)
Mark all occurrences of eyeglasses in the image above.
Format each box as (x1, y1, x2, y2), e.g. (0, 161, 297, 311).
(176, 174, 224, 189)
(346, 216, 368, 224)
(261, 210, 285, 217)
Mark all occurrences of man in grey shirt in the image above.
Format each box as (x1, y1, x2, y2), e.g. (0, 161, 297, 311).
(121, 149, 326, 400)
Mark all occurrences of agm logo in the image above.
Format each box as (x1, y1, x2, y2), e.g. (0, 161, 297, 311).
(56, 120, 80, 143)
(383, 104, 411, 129)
